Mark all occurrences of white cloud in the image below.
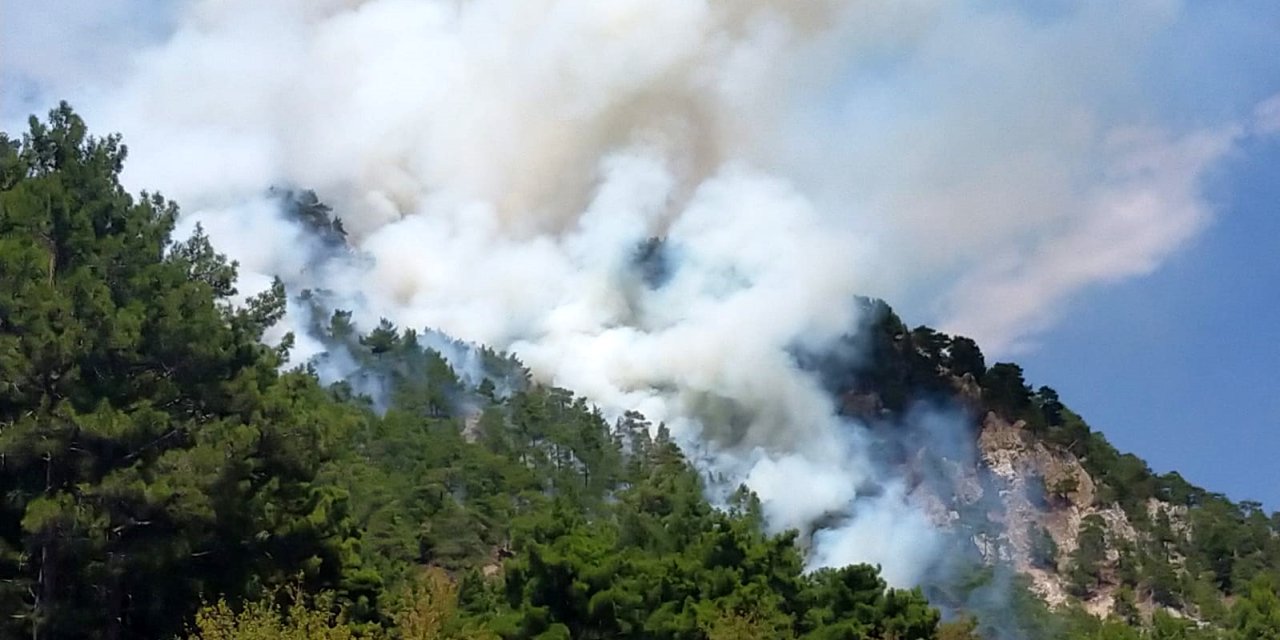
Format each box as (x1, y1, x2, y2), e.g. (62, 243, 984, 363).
(1254, 93, 1280, 135)
(939, 124, 1245, 353)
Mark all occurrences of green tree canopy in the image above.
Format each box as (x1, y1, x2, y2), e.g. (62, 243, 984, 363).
(0, 104, 362, 640)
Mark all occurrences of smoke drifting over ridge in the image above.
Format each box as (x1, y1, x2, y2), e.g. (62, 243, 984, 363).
(7, 0, 1277, 586)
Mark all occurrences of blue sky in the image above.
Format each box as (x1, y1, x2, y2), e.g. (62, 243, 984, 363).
(1022, 135, 1280, 509)
(1011, 2, 1280, 509)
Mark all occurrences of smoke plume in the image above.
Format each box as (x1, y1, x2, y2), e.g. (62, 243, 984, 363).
(6, 0, 1277, 587)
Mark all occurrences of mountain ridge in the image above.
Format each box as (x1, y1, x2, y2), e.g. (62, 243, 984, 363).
(3, 104, 1278, 640)
(273, 135, 1280, 638)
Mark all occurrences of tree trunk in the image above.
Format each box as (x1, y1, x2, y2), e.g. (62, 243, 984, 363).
(104, 553, 123, 640)
(33, 453, 54, 640)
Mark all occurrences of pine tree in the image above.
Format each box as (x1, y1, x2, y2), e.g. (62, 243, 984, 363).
(0, 104, 362, 640)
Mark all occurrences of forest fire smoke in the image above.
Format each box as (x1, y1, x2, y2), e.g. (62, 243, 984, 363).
(17, 0, 1273, 587)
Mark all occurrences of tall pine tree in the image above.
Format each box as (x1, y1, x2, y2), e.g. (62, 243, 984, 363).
(0, 104, 362, 639)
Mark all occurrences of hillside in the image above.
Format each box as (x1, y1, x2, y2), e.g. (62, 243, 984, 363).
(825, 303, 1280, 638)
(2, 107, 1279, 640)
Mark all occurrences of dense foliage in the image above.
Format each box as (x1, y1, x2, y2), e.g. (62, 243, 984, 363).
(0, 105, 946, 640)
(3, 106, 1279, 640)
(0, 105, 367, 639)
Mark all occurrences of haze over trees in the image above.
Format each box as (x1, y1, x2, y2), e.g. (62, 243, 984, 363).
(2, 107, 1278, 639)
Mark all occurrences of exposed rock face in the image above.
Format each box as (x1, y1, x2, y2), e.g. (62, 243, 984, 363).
(909, 410, 1151, 617)
(814, 316, 1207, 624)
(462, 413, 483, 443)
(977, 413, 1076, 607)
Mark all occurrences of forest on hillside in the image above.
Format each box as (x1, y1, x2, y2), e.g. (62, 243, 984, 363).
(2, 106, 1279, 640)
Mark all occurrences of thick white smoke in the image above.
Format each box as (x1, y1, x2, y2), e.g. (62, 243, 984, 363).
(8, 0, 1277, 585)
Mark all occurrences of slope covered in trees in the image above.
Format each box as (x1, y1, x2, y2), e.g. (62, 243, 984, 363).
(831, 302, 1280, 640)
(2, 107, 1279, 640)
(0, 104, 951, 640)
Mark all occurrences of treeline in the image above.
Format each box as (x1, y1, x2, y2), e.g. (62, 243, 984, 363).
(4, 105, 1280, 639)
(843, 303, 1280, 638)
(0, 105, 967, 640)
